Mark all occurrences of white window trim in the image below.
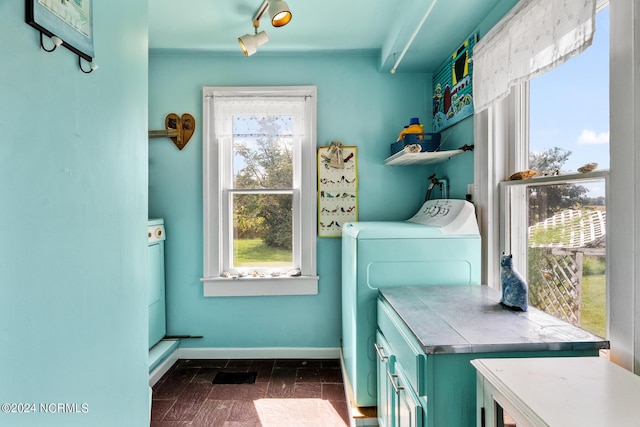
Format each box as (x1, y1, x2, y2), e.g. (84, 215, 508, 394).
(474, 84, 529, 287)
(478, 0, 640, 373)
(477, 81, 610, 282)
(499, 170, 610, 274)
(475, 0, 610, 283)
(201, 86, 318, 297)
(608, 0, 640, 372)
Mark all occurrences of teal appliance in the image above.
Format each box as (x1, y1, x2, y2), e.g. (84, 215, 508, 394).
(148, 219, 166, 349)
(341, 199, 481, 407)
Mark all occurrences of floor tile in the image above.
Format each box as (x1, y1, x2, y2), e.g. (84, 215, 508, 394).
(153, 367, 199, 399)
(150, 421, 193, 427)
(275, 359, 322, 368)
(208, 383, 268, 401)
(163, 383, 210, 421)
(293, 382, 322, 398)
(322, 383, 347, 402)
(190, 367, 221, 385)
(266, 367, 297, 398)
(152, 359, 350, 426)
(151, 399, 176, 421)
(296, 367, 323, 382)
(226, 399, 263, 425)
(321, 367, 343, 383)
(191, 399, 233, 427)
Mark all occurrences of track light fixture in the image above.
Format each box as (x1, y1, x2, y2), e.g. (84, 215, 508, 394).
(268, 0, 292, 27)
(238, 0, 292, 56)
(238, 30, 269, 57)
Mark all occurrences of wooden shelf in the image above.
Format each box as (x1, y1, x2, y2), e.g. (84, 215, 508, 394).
(384, 149, 464, 166)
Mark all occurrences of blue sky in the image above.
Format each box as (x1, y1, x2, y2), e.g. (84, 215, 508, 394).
(530, 6, 609, 176)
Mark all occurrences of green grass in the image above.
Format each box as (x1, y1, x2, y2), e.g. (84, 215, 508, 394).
(234, 238, 292, 267)
(581, 274, 606, 338)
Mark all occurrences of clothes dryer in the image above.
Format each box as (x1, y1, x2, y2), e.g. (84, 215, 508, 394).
(341, 199, 481, 407)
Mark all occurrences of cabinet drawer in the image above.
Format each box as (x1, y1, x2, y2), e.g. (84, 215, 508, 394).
(378, 299, 426, 395)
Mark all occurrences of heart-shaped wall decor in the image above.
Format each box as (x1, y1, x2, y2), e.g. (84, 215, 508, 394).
(165, 113, 196, 150)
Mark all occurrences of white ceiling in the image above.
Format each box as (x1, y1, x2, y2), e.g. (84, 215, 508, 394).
(149, 0, 512, 73)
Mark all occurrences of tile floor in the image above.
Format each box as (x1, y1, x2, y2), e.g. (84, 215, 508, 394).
(151, 359, 351, 426)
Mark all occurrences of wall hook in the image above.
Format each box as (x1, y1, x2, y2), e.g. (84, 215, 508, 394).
(148, 113, 196, 150)
(40, 32, 62, 52)
(78, 56, 98, 74)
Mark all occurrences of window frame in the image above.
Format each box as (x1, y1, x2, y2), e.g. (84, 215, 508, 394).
(478, 68, 609, 335)
(201, 86, 318, 297)
(476, 0, 610, 284)
(499, 169, 610, 275)
(475, 0, 640, 372)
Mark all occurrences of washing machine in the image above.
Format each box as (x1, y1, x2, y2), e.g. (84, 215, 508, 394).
(341, 199, 481, 407)
(148, 219, 166, 350)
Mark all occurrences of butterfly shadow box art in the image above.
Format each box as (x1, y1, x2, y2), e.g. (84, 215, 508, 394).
(317, 142, 358, 237)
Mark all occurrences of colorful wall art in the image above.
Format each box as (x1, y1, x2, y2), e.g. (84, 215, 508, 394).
(433, 34, 476, 132)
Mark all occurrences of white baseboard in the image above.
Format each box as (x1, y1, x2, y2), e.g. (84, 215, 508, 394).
(149, 348, 179, 386)
(178, 347, 341, 360)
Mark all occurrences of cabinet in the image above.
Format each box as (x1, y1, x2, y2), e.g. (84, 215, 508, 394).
(472, 357, 640, 427)
(148, 219, 166, 349)
(376, 286, 609, 427)
(376, 330, 423, 427)
(394, 363, 423, 427)
(375, 332, 394, 427)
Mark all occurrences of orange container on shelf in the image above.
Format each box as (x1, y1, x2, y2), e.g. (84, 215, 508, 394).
(396, 117, 424, 142)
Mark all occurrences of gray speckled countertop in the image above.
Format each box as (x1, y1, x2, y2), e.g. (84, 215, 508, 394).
(379, 285, 610, 355)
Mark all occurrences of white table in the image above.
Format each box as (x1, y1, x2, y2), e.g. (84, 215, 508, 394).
(471, 357, 640, 427)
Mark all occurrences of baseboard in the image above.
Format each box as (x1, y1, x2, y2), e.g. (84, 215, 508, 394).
(149, 347, 179, 386)
(178, 347, 341, 360)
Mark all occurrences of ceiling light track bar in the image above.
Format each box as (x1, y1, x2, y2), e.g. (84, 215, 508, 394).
(252, 0, 270, 27)
(391, 0, 439, 74)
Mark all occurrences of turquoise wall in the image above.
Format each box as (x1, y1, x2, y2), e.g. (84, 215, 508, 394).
(432, 116, 475, 200)
(0, 2, 149, 426)
(149, 51, 434, 348)
(148, 0, 519, 350)
(431, 0, 521, 200)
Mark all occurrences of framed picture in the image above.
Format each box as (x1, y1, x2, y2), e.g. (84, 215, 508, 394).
(26, 0, 94, 61)
(432, 33, 476, 132)
(317, 144, 358, 238)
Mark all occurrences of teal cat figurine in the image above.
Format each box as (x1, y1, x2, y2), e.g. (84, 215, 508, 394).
(500, 253, 528, 311)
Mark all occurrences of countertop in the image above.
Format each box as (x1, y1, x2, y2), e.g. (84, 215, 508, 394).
(379, 285, 609, 355)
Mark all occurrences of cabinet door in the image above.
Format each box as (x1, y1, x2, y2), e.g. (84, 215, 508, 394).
(148, 241, 166, 349)
(392, 364, 423, 427)
(376, 330, 395, 427)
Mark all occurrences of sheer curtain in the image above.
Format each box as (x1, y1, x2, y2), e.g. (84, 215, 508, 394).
(473, 0, 597, 111)
(211, 96, 308, 139)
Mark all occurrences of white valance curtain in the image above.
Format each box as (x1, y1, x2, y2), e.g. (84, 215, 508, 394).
(473, 0, 597, 112)
(211, 96, 308, 138)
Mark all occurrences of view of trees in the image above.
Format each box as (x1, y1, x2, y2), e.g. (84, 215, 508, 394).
(528, 147, 591, 225)
(233, 116, 293, 251)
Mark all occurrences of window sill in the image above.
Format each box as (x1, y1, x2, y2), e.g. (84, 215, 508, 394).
(500, 170, 609, 186)
(201, 275, 319, 297)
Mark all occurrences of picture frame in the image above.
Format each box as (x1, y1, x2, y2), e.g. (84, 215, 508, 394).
(26, 0, 94, 61)
(317, 145, 358, 238)
(432, 33, 476, 132)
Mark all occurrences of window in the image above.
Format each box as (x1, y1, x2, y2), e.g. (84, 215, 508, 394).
(202, 86, 318, 297)
(475, 2, 609, 337)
